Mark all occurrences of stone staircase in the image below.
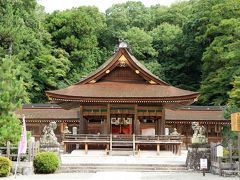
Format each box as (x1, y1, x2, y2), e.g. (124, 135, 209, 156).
(110, 135, 134, 156)
(58, 150, 188, 173)
(57, 163, 188, 173)
(111, 142, 134, 156)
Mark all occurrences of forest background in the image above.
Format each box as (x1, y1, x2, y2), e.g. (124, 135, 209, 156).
(0, 0, 240, 144)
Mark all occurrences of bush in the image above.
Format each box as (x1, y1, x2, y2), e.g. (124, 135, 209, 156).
(33, 152, 60, 174)
(0, 156, 12, 177)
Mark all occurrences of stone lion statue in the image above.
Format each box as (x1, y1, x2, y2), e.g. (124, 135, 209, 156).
(191, 122, 208, 144)
(192, 122, 206, 137)
(40, 121, 59, 146)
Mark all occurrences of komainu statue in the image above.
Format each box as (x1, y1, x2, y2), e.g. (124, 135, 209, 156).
(191, 122, 208, 144)
(170, 128, 180, 135)
(40, 122, 59, 146)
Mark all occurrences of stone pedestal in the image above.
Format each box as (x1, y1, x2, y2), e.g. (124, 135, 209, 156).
(186, 146, 211, 171)
(191, 135, 208, 144)
(12, 162, 33, 175)
(40, 145, 60, 154)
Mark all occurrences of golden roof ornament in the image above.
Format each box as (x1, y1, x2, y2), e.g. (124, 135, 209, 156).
(118, 55, 127, 67)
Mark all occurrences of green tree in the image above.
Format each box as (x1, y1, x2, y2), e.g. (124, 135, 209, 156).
(45, 6, 107, 83)
(0, 0, 73, 102)
(141, 60, 165, 80)
(104, 1, 151, 48)
(200, 17, 240, 105)
(150, 23, 197, 89)
(30, 48, 71, 102)
(178, 0, 240, 105)
(150, 1, 192, 28)
(121, 27, 157, 61)
(106, 1, 151, 35)
(229, 76, 240, 108)
(0, 56, 29, 145)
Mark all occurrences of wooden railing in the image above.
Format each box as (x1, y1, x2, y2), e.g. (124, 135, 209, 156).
(63, 134, 110, 142)
(62, 134, 183, 155)
(0, 141, 40, 161)
(135, 135, 183, 143)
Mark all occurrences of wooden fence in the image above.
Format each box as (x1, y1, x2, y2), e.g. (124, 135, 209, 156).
(0, 141, 40, 162)
(211, 142, 239, 176)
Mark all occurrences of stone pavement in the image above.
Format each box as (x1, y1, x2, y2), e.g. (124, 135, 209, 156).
(61, 150, 188, 165)
(6, 150, 238, 179)
(6, 172, 238, 180)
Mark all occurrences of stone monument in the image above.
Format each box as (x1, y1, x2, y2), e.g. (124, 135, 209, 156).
(186, 122, 210, 171)
(191, 122, 208, 144)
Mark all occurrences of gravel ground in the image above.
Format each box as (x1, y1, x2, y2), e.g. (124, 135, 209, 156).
(3, 172, 239, 180)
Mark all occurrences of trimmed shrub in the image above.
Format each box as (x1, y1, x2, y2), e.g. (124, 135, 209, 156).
(33, 152, 60, 174)
(0, 156, 12, 177)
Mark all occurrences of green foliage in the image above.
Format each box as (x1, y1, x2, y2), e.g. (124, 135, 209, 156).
(121, 27, 157, 60)
(106, 1, 151, 35)
(223, 103, 239, 119)
(0, 114, 21, 146)
(0, 56, 29, 113)
(0, 55, 27, 146)
(229, 76, 240, 107)
(151, 23, 182, 84)
(141, 60, 165, 80)
(45, 6, 107, 84)
(221, 125, 237, 147)
(33, 152, 60, 174)
(30, 48, 71, 102)
(0, 0, 239, 108)
(0, 157, 12, 177)
(193, 0, 240, 105)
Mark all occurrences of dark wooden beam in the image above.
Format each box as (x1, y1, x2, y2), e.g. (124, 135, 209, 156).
(134, 104, 140, 135)
(106, 104, 111, 134)
(156, 118, 161, 135)
(79, 106, 86, 134)
(161, 108, 166, 135)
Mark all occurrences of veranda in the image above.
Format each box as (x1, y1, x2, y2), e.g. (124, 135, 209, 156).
(62, 134, 183, 155)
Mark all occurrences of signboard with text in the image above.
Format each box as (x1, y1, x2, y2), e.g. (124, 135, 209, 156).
(217, 145, 223, 157)
(200, 159, 208, 170)
(231, 112, 240, 131)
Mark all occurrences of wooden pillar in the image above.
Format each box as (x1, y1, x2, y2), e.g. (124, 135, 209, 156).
(60, 122, 64, 133)
(161, 108, 166, 135)
(107, 104, 111, 134)
(79, 106, 86, 134)
(106, 144, 109, 155)
(156, 118, 161, 135)
(85, 143, 88, 154)
(102, 118, 107, 134)
(134, 104, 140, 135)
(60, 122, 64, 142)
(64, 143, 67, 153)
(157, 144, 160, 155)
(178, 144, 181, 155)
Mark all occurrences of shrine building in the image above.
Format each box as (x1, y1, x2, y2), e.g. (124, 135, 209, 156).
(15, 43, 229, 153)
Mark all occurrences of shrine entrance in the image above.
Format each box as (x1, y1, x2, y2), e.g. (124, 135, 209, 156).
(111, 115, 133, 135)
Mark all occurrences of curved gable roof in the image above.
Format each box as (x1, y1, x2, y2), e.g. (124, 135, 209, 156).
(76, 48, 168, 85)
(46, 47, 200, 107)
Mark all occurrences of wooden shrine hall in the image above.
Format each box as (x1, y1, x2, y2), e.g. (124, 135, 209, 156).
(15, 43, 229, 154)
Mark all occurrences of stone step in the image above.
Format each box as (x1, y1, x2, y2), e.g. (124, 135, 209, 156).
(57, 164, 187, 173)
(111, 148, 133, 151)
(111, 147, 134, 156)
(112, 143, 133, 147)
